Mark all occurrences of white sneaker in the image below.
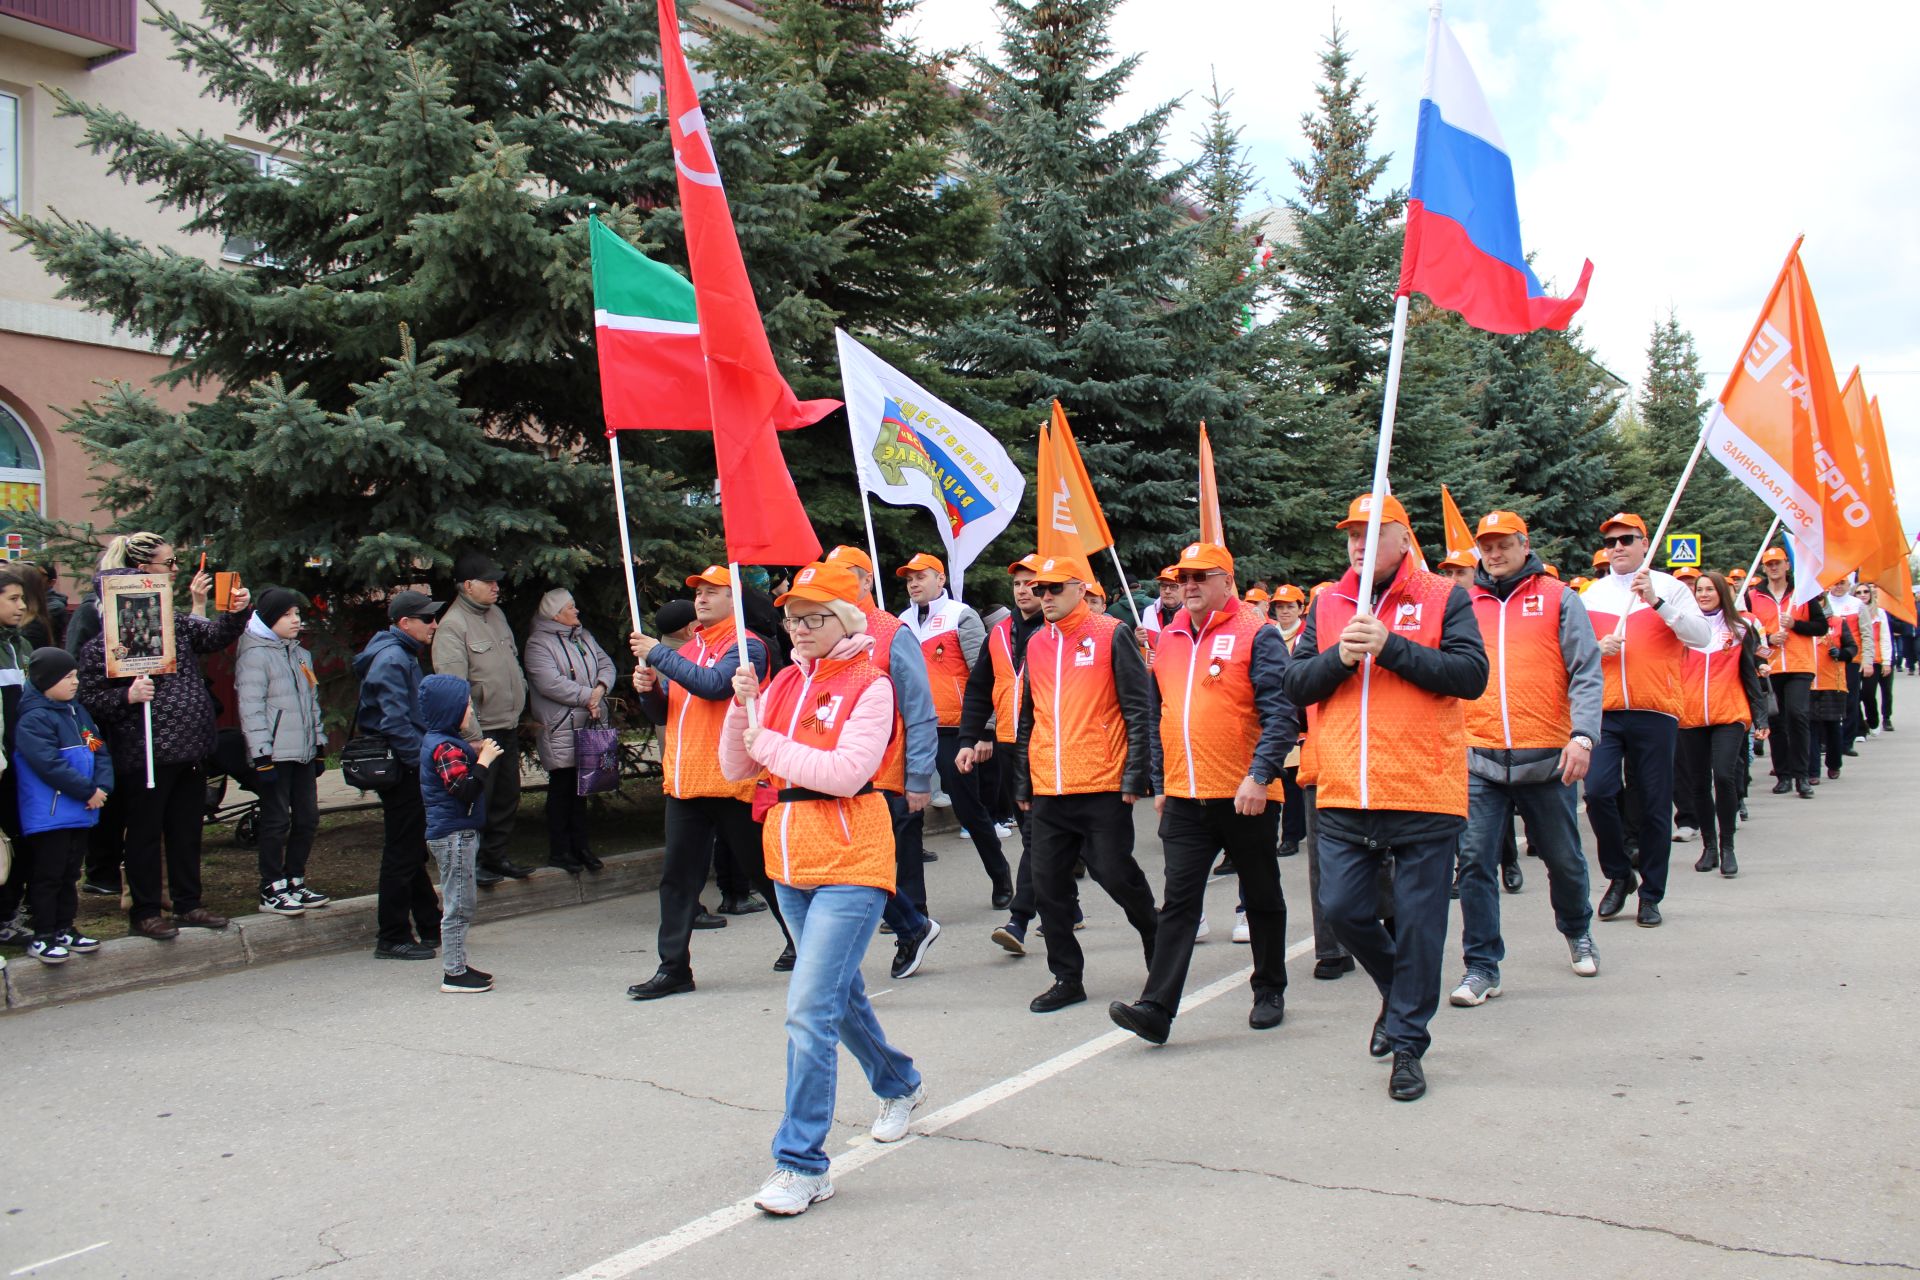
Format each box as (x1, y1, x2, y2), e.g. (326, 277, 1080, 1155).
(1448, 972, 1502, 1006)
(1569, 933, 1600, 977)
(1195, 914, 1210, 942)
(871, 1081, 927, 1143)
(930, 791, 953, 809)
(993, 821, 1016, 840)
(754, 1167, 834, 1216)
(1231, 911, 1250, 944)
(1672, 825, 1699, 844)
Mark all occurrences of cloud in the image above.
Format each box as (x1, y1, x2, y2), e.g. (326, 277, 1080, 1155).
(905, 0, 1920, 552)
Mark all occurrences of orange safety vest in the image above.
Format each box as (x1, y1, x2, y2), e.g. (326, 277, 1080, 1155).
(1811, 612, 1857, 693)
(1681, 620, 1753, 729)
(1300, 561, 1468, 817)
(1026, 603, 1129, 797)
(662, 619, 755, 803)
(987, 615, 1025, 745)
(1582, 573, 1689, 718)
(756, 651, 897, 892)
(1745, 588, 1818, 675)
(860, 604, 909, 794)
(1466, 573, 1573, 750)
(1154, 602, 1283, 801)
(902, 598, 971, 728)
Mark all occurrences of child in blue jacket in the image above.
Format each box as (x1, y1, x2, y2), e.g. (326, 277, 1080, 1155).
(13, 649, 113, 965)
(418, 674, 502, 993)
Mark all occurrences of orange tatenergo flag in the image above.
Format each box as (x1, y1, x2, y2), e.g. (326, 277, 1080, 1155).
(1440, 484, 1477, 561)
(1840, 372, 1916, 624)
(1701, 238, 1878, 598)
(1868, 397, 1917, 624)
(1037, 401, 1114, 562)
(657, 0, 829, 563)
(1197, 422, 1224, 546)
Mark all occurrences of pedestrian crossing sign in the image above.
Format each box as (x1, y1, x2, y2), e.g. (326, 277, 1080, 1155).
(1665, 533, 1701, 567)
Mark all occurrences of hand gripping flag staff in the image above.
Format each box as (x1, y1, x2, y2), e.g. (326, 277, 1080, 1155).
(1357, 6, 1593, 614)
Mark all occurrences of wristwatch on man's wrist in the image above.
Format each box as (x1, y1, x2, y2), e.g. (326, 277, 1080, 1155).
(1569, 734, 1594, 751)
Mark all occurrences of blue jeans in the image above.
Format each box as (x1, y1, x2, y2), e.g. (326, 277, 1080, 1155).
(1459, 774, 1592, 981)
(1315, 824, 1456, 1056)
(772, 883, 920, 1175)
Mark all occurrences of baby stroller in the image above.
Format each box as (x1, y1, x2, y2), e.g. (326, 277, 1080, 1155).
(204, 727, 263, 848)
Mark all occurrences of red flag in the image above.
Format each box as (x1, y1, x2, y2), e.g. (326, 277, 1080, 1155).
(658, 0, 830, 562)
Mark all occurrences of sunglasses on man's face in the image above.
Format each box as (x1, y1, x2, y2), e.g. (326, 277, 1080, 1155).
(1175, 571, 1222, 585)
(1601, 534, 1641, 549)
(1032, 581, 1075, 597)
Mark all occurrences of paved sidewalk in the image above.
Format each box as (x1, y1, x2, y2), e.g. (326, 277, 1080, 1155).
(3, 733, 1915, 1279)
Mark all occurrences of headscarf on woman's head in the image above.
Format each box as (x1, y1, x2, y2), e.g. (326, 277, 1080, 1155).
(100, 531, 168, 570)
(538, 587, 575, 621)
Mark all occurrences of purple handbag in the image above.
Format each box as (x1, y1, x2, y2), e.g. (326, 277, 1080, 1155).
(574, 719, 621, 796)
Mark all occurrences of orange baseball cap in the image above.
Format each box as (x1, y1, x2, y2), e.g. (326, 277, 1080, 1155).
(1440, 551, 1477, 571)
(1543, 564, 1561, 580)
(1244, 587, 1271, 604)
(1761, 547, 1789, 565)
(1727, 567, 1748, 581)
(776, 561, 862, 607)
(1030, 554, 1092, 585)
(1599, 512, 1648, 538)
(1156, 565, 1179, 585)
(1007, 552, 1043, 576)
(1086, 579, 1107, 599)
(1475, 510, 1528, 539)
(1674, 566, 1701, 582)
(1571, 575, 1593, 591)
(1172, 541, 1235, 576)
(1337, 492, 1410, 530)
(825, 545, 874, 575)
(1270, 584, 1307, 605)
(685, 564, 732, 589)
(895, 552, 946, 578)
(1591, 548, 1609, 568)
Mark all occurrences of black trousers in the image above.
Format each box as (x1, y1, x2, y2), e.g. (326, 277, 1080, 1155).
(83, 786, 127, 891)
(0, 766, 23, 925)
(24, 828, 87, 938)
(936, 729, 1011, 890)
(1279, 767, 1305, 846)
(1768, 673, 1813, 780)
(476, 732, 522, 868)
(1142, 798, 1285, 1014)
(1029, 792, 1158, 985)
(376, 781, 440, 946)
(1585, 710, 1677, 905)
(123, 762, 208, 925)
(543, 767, 593, 862)
(1678, 724, 1745, 850)
(1843, 664, 1867, 745)
(1861, 669, 1892, 728)
(886, 790, 927, 913)
(256, 763, 320, 892)
(1807, 717, 1845, 776)
(657, 796, 787, 977)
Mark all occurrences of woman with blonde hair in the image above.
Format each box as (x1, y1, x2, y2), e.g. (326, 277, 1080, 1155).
(524, 587, 616, 872)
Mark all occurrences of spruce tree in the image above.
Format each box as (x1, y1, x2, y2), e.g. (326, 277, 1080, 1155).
(945, 0, 1264, 584)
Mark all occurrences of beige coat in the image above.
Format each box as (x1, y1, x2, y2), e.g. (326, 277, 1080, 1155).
(431, 593, 528, 732)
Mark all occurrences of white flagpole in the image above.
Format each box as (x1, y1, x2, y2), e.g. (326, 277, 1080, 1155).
(845, 414, 887, 612)
(1105, 545, 1145, 629)
(1611, 421, 1712, 637)
(607, 433, 645, 637)
(726, 561, 759, 730)
(1356, 293, 1412, 616)
(144, 702, 156, 789)
(1741, 515, 1784, 600)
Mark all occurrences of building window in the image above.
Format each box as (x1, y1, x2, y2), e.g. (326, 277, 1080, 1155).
(0, 402, 47, 559)
(0, 91, 20, 216)
(221, 143, 294, 265)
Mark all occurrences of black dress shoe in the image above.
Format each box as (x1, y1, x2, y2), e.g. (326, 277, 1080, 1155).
(1277, 840, 1300, 858)
(486, 860, 533, 880)
(1842, 747, 1858, 757)
(1597, 876, 1637, 920)
(922, 850, 938, 862)
(576, 849, 605, 872)
(546, 856, 584, 875)
(1211, 855, 1236, 877)
(628, 971, 695, 1000)
(1796, 777, 1815, 798)
(719, 894, 768, 916)
(1636, 900, 1662, 927)
(1369, 1004, 1392, 1058)
(692, 909, 728, 930)
(475, 868, 505, 888)
(1827, 766, 1842, 779)
(1030, 980, 1087, 1013)
(1389, 1050, 1426, 1101)
(991, 883, 1014, 911)
(773, 942, 796, 972)
(1313, 955, 1355, 980)
(1108, 1000, 1171, 1044)
(374, 941, 434, 960)
(1771, 776, 1793, 794)
(1248, 991, 1285, 1030)
(1501, 862, 1523, 894)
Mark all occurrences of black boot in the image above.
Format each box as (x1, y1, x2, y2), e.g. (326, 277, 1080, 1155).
(1795, 776, 1815, 798)
(1694, 839, 1718, 873)
(1720, 837, 1738, 878)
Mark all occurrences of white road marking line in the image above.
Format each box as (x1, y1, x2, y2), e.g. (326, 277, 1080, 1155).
(10, 1242, 110, 1276)
(868, 988, 893, 999)
(566, 937, 1314, 1279)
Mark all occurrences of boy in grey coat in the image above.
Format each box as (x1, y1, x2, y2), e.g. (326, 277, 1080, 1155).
(236, 589, 330, 914)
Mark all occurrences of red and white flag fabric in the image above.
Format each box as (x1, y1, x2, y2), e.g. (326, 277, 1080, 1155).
(656, 0, 830, 562)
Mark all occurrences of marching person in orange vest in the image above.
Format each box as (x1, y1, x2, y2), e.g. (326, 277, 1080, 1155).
(1107, 542, 1296, 1044)
(1743, 546, 1830, 798)
(1578, 513, 1713, 928)
(820, 546, 942, 980)
(1012, 554, 1160, 1014)
(627, 566, 791, 1000)
(955, 553, 1077, 954)
(1809, 579, 1861, 782)
(1269, 585, 1310, 862)
(1141, 566, 1182, 636)
(1283, 494, 1487, 1101)
(1680, 571, 1769, 877)
(897, 553, 1014, 908)
(1451, 511, 1603, 1011)
(718, 560, 924, 1217)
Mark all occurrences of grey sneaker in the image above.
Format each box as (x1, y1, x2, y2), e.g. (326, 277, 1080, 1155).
(1448, 971, 1502, 1006)
(753, 1167, 834, 1216)
(871, 1082, 927, 1143)
(1569, 932, 1600, 977)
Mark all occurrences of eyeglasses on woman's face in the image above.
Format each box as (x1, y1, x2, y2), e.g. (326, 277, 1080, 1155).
(782, 612, 835, 632)
(146, 556, 179, 569)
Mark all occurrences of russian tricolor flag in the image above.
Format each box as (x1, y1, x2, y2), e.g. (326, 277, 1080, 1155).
(1398, 16, 1592, 335)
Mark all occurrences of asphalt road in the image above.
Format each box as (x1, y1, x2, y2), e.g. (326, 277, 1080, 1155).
(3, 726, 1916, 1279)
